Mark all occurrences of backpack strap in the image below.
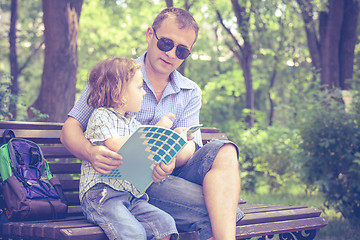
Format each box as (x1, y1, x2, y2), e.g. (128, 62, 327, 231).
(29, 147, 41, 166)
(2, 130, 15, 145)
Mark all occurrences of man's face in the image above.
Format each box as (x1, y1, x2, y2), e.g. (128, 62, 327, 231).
(146, 17, 196, 77)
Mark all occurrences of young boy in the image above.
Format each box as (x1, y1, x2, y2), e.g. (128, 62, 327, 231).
(81, 57, 182, 240)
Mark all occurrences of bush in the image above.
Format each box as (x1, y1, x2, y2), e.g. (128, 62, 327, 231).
(228, 122, 303, 193)
(297, 90, 360, 227)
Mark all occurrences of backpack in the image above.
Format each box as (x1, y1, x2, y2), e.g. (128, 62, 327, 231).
(0, 129, 68, 221)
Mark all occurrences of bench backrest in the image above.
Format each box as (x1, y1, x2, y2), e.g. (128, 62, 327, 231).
(0, 121, 228, 212)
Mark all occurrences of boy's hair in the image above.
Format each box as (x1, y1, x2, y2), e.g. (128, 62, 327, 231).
(87, 58, 141, 108)
(152, 7, 199, 43)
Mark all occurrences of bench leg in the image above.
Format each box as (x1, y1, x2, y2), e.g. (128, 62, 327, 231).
(279, 229, 317, 240)
(239, 229, 318, 240)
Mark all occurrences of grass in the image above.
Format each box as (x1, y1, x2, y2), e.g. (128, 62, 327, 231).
(241, 191, 360, 240)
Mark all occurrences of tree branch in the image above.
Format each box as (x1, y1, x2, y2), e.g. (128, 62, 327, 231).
(17, 41, 44, 76)
(215, 9, 243, 53)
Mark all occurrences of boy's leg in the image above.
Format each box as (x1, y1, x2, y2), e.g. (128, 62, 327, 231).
(130, 196, 178, 240)
(82, 184, 146, 240)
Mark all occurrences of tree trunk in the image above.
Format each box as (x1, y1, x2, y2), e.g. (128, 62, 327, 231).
(9, 0, 18, 120)
(240, 44, 254, 127)
(165, 0, 173, 7)
(295, 0, 321, 72)
(28, 0, 83, 122)
(231, 0, 254, 127)
(320, 0, 344, 89)
(215, 1, 255, 128)
(339, 0, 359, 90)
(297, 0, 359, 90)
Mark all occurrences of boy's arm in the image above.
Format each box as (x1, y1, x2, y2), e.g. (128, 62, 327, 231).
(104, 135, 131, 153)
(60, 117, 123, 174)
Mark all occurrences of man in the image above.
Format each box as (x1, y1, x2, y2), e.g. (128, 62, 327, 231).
(61, 7, 243, 240)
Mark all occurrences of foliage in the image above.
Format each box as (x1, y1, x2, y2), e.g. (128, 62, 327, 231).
(26, 107, 48, 122)
(0, 74, 13, 120)
(77, 1, 165, 90)
(232, 124, 303, 193)
(296, 89, 360, 227)
(0, 0, 44, 119)
(0, 73, 47, 121)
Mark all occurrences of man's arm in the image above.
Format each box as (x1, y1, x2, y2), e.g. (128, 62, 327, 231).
(172, 127, 196, 167)
(176, 87, 203, 147)
(60, 117, 123, 175)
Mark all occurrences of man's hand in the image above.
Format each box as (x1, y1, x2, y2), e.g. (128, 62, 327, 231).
(61, 117, 123, 175)
(156, 113, 176, 129)
(87, 145, 123, 175)
(152, 159, 176, 182)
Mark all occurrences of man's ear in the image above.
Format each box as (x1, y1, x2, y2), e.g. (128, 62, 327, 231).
(146, 27, 153, 43)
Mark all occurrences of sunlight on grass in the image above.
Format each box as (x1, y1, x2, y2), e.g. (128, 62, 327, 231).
(240, 191, 360, 240)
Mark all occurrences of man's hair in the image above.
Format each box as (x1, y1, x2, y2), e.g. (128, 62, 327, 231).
(87, 58, 141, 108)
(152, 7, 199, 43)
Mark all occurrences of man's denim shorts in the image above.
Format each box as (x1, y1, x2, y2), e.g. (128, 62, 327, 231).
(147, 140, 245, 240)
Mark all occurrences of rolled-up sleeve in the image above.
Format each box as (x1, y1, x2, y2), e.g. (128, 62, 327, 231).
(68, 84, 94, 129)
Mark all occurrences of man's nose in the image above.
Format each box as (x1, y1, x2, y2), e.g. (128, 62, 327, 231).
(166, 46, 177, 59)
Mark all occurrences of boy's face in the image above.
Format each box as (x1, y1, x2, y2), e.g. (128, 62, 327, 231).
(121, 70, 146, 114)
(145, 17, 196, 77)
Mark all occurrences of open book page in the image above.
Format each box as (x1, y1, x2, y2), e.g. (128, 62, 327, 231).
(100, 125, 187, 193)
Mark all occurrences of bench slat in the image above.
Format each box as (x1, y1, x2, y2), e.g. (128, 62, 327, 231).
(49, 163, 81, 174)
(0, 129, 63, 144)
(0, 123, 219, 144)
(64, 193, 81, 207)
(42, 146, 75, 158)
(60, 227, 201, 240)
(241, 204, 309, 213)
(59, 179, 80, 191)
(236, 216, 328, 239)
(0, 120, 63, 130)
(240, 207, 322, 225)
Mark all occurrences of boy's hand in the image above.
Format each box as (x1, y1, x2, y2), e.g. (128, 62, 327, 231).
(174, 127, 194, 141)
(152, 159, 176, 182)
(156, 113, 176, 129)
(173, 127, 186, 135)
(187, 133, 195, 141)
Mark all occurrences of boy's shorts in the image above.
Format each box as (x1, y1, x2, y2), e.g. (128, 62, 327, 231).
(82, 183, 178, 240)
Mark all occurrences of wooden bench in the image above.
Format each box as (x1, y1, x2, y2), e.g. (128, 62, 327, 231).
(0, 120, 328, 240)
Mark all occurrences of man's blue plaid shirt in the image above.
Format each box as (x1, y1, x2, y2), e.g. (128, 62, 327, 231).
(68, 52, 203, 146)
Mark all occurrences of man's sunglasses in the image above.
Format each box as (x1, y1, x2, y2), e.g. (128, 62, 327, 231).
(153, 28, 191, 60)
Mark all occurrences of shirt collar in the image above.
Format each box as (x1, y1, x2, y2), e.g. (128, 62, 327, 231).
(135, 52, 195, 93)
(106, 107, 136, 124)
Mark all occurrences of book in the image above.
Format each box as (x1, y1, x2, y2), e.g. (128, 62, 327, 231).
(180, 124, 203, 139)
(100, 125, 188, 193)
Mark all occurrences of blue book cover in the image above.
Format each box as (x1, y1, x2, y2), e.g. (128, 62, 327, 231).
(100, 126, 187, 193)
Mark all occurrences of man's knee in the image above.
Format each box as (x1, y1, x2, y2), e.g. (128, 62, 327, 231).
(213, 143, 240, 169)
